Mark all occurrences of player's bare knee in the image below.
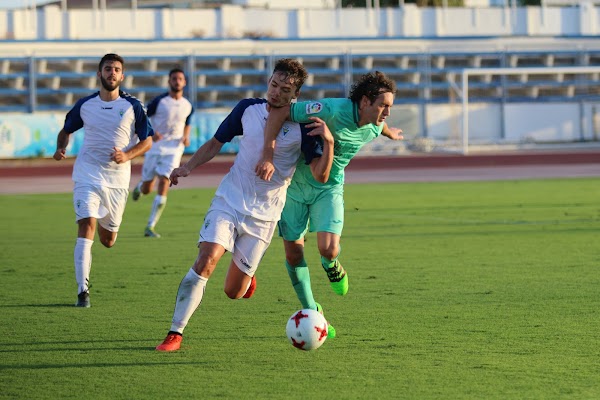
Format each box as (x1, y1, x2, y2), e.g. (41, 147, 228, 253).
(223, 285, 243, 300)
(318, 245, 339, 261)
(141, 185, 152, 195)
(286, 253, 303, 266)
(100, 237, 115, 248)
(193, 254, 218, 278)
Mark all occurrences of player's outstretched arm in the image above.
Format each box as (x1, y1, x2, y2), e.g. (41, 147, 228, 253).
(170, 137, 223, 186)
(381, 123, 404, 140)
(255, 104, 291, 181)
(307, 117, 334, 184)
(53, 129, 70, 161)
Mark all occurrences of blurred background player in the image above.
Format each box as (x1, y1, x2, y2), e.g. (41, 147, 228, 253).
(255, 71, 402, 328)
(155, 59, 334, 352)
(53, 53, 153, 307)
(132, 68, 194, 238)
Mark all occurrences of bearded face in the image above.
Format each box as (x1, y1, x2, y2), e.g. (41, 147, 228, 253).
(98, 60, 124, 92)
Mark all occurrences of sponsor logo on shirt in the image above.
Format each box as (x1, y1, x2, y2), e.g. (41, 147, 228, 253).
(305, 102, 322, 115)
(101, 107, 113, 110)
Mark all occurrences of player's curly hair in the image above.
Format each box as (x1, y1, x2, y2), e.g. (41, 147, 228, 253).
(273, 58, 309, 91)
(98, 53, 125, 71)
(349, 71, 396, 104)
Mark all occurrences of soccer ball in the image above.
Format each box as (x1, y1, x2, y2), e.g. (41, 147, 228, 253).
(285, 309, 328, 351)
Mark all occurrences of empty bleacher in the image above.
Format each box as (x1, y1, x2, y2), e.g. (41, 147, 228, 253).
(1, 49, 600, 113)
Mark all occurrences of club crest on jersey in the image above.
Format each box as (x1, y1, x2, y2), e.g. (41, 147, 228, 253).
(305, 102, 322, 115)
(119, 109, 125, 118)
(282, 125, 290, 136)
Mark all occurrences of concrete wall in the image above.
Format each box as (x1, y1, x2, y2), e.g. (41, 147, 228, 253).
(1, 4, 600, 41)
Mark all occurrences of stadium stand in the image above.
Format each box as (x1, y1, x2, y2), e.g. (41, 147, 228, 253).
(1, 49, 599, 112)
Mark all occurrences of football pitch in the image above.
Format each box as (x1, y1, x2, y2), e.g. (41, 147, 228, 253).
(1, 178, 599, 399)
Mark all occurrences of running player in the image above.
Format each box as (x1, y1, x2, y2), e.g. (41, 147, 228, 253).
(131, 68, 194, 238)
(155, 59, 334, 352)
(255, 71, 402, 324)
(53, 53, 153, 307)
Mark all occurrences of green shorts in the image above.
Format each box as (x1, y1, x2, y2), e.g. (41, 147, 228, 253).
(278, 180, 344, 241)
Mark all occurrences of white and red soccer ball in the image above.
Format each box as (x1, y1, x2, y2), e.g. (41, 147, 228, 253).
(285, 309, 328, 351)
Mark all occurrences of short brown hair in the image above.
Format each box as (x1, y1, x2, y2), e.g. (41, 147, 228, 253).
(349, 71, 396, 104)
(98, 53, 125, 71)
(272, 58, 308, 91)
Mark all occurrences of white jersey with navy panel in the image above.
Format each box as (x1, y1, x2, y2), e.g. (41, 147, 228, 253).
(146, 93, 194, 156)
(63, 91, 153, 189)
(213, 98, 323, 222)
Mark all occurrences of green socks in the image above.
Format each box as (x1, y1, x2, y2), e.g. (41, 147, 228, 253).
(286, 259, 317, 310)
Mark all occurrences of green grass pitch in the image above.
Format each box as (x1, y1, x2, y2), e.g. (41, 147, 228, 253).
(1, 178, 599, 399)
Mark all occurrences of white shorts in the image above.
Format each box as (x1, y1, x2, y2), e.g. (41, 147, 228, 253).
(199, 197, 277, 277)
(141, 152, 183, 182)
(73, 183, 129, 232)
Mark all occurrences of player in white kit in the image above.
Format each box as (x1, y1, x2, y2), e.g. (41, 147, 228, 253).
(155, 59, 334, 352)
(53, 53, 154, 308)
(131, 68, 194, 238)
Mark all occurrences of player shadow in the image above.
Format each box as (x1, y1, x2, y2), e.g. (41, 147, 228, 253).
(0, 339, 192, 354)
(0, 361, 210, 370)
(0, 303, 75, 308)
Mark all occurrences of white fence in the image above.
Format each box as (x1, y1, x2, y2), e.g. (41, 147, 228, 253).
(1, 3, 600, 41)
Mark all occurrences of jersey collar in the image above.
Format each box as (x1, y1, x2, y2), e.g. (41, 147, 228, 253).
(352, 101, 360, 126)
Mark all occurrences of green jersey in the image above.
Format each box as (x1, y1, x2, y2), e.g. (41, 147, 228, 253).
(289, 98, 383, 188)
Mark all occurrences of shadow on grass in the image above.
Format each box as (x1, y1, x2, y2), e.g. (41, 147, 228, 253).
(0, 361, 210, 370)
(0, 304, 74, 308)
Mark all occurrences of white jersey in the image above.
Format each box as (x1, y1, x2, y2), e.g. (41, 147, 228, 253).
(63, 91, 153, 189)
(145, 93, 194, 156)
(212, 98, 323, 222)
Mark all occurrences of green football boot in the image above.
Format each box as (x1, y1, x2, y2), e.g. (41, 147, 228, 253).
(323, 260, 348, 296)
(315, 302, 336, 339)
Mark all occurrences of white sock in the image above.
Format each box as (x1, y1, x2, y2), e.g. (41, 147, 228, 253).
(147, 195, 167, 228)
(170, 268, 208, 334)
(74, 238, 93, 294)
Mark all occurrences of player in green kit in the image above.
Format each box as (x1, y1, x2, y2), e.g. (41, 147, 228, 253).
(255, 71, 403, 336)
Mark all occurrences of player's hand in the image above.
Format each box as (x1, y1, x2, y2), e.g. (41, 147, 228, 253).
(181, 136, 190, 147)
(387, 127, 404, 140)
(255, 158, 275, 181)
(53, 148, 66, 161)
(169, 166, 191, 186)
(110, 147, 129, 164)
(153, 132, 163, 142)
(305, 117, 333, 144)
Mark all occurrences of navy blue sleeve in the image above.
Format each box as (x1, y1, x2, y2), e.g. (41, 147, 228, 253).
(185, 104, 194, 126)
(123, 93, 154, 140)
(146, 93, 168, 118)
(299, 123, 324, 165)
(214, 98, 267, 143)
(63, 93, 97, 134)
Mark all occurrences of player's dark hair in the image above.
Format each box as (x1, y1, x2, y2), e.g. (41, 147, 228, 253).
(98, 53, 125, 71)
(349, 71, 396, 104)
(272, 58, 308, 90)
(169, 67, 185, 78)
